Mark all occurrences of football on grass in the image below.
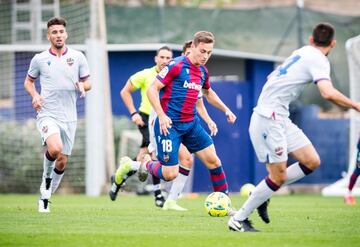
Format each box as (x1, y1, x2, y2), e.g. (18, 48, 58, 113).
(204, 192, 231, 217)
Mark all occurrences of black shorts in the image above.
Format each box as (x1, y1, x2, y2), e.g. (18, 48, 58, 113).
(138, 112, 150, 148)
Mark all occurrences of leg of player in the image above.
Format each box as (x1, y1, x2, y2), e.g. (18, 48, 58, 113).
(39, 134, 62, 213)
(109, 154, 180, 202)
(148, 145, 165, 208)
(345, 148, 360, 205)
(163, 145, 192, 211)
(230, 161, 285, 232)
(51, 154, 68, 193)
(141, 159, 179, 182)
(109, 157, 140, 201)
(195, 144, 229, 195)
(195, 144, 238, 217)
(229, 144, 320, 232)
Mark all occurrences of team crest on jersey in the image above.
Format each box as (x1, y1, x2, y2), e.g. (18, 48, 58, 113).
(42, 126, 48, 133)
(158, 67, 169, 78)
(47, 61, 51, 66)
(67, 58, 74, 66)
(163, 154, 169, 162)
(275, 147, 284, 156)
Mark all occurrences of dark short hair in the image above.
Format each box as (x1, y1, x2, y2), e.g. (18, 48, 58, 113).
(156, 46, 172, 55)
(182, 40, 192, 54)
(193, 31, 214, 46)
(312, 23, 335, 47)
(47, 17, 67, 28)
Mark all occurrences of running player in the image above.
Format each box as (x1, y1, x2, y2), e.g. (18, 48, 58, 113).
(114, 31, 236, 205)
(149, 40, 218, 211)
(228, 23, 360, 232)
(24, 17, 91, 213)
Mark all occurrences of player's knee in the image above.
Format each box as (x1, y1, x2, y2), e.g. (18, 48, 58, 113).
(273, 174, 287, 186)
(179, 156, 193, 168)
(48, 145, 62, 158)
(55, 156, 67, 171)
(206, 156, 221, 169)
(163, 171, 178, 181)
(305, 155, 321, 170)
(162, 166, 179, 181)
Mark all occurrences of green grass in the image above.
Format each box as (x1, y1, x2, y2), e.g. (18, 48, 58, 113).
(0, 194, 359, 247)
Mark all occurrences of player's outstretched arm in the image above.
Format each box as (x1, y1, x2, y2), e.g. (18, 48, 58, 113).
(24, 75, 43, 111)
(317, 80, 360, 112)
(196, 98, 218, 136)
(120, 79, 144, 126)
(203, 88, 237, 124)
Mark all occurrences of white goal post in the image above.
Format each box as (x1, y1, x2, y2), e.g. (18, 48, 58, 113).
(322, 35, 360, 196)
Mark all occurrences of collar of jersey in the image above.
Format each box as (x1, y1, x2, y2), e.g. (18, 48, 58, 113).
(48, 47, 68, 57)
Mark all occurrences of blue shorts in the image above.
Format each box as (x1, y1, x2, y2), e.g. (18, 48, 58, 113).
(154, 116, 213, 166)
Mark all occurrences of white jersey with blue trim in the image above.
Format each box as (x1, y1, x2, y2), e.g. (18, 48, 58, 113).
(27, 47, 90, 122)
(254, 45, 330, 118)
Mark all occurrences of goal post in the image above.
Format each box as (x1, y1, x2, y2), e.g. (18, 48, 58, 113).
(321, 35, 360, 196)
(85, 0, 115, 196)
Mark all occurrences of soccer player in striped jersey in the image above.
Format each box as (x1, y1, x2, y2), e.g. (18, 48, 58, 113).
(113, 31, 236, 206)
(24, 17, 91, 213)
(150, 40, 219, 211)
(344, 136, 360, 205)
(228, 23, 360, 232)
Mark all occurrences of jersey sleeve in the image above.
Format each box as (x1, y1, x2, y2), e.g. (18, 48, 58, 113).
(308, 56, 331, 83)
(78, 52, 90, 80)
(27, 55, 40, 79)
(202, 67, 211, 89)
(156, 60, 181, 86)
(130, 69, 147, 89)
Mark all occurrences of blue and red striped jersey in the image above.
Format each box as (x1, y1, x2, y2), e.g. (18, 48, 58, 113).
(156, 56, 210, 122)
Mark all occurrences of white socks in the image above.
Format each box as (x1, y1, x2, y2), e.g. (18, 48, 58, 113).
(234, 179, 275, 221)
(51, 168, 64, 193)
(167, 165, 190, 201)
(284, 162, 306, 186)
(42, 152, 55, 179)
(234, 162, 312, 221)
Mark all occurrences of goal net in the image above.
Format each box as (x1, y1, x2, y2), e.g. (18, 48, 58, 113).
(0, 1, 91, 193)
(322, 35, 360, 196)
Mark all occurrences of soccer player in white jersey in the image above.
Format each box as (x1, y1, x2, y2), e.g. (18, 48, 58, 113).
(228, 23, 360, 232)
(24, 17, 91, 213)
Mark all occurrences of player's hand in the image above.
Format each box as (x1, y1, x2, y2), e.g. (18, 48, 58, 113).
(32, 94, 43, 111)
(76, 82, 86, 98)
(132, 113, 145, 126)
(158, 113, 172, 136)
(207, 120, 218, 136)
(225, 110, 236, 124)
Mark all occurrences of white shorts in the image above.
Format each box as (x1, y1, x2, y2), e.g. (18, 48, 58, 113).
(249, 112, 311, 163)
(36, 117, 77, 155)
(147, 109, 157, 155)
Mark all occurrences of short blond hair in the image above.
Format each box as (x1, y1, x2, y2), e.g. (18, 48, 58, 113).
(193, 31, 215, 46)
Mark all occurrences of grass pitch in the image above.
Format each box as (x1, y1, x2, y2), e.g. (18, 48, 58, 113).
(0, 194, 359, 247)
